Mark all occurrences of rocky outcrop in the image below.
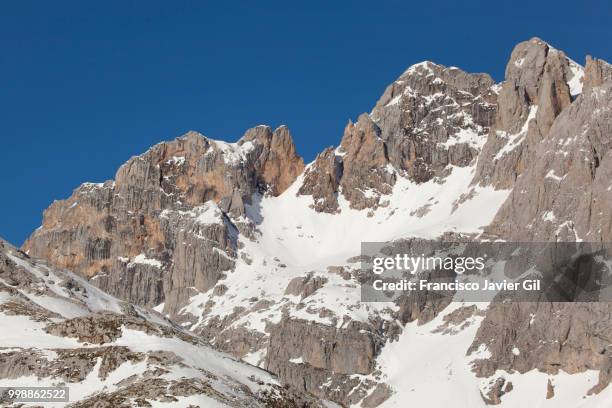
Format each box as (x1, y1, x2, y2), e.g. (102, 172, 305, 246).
(267, 318, 380, 375)
(44, 312, 198, 345)
(466, 50, 612, 401)
(266, 318, 384, 405)
(469, 302, 612, 396)
(583, 56, 612, 93)
(484, 79, 612, 242)
(297, 147, 343, 213)
(336, 115, 396, 211)
(480, 377, 514, 405)
(372, 61, 497, 178)
(285, 272, 328, 300)
(299, 61, 497, 212)
(473, 37, 581, 189)
(300, 114, 395, 212)
(13, 37, 612, 407)
(361, 384, 393, 408)
(242, 125, 305, 196)
(23, 127, 303, 311)
(0, 346, 147, 382)
(0, 239, 330, 408)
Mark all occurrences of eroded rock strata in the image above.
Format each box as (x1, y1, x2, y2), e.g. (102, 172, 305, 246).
(12, 37, 612, 407)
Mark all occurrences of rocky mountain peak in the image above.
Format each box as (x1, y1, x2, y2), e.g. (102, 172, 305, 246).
(466, 39, 612, 242)
(239, 124, 305, 196)
(23, 123, 304, 308)
(485, 78, 612, 242)
(14, 38, 612, 408)
(337, 114, 395, 211)
(498, 37, 576, 134)
(372, 60, 495, 118)
(472, 38, 585, 189)
(296, 147, 344, 213)
(298, 59, 498, 213)
(583, 55, 612, 93)
(338, 114, 386, 162)
(298, 113, 395, 213)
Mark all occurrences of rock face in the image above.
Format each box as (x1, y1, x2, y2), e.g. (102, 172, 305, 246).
(284, 273, 328, 300)
(583, 56, 612, 93)
(371, 61, 497, 178)
(299, 113, 396, 212)
(467, 40, 612, 243)
(485, 80, 612, 242)
(297, 147, 344, 213)
(23, 126, 303, 309)
(0, 239, 330, 407)
(335, 115, 396, 211)
(299, 61, 497, 212)
(469, 302, 612, 394)
(267, 318, 380, 376)
(266, 318, 384, 405)
(460, 40, 612, 405)
(15, 37, 612, 407)
(473, 38, 581, 189)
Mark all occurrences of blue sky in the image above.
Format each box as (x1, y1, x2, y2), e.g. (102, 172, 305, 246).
(1, 0, 610, 245)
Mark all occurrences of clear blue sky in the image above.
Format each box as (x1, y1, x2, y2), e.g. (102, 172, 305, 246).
(1, 0, 610, 246)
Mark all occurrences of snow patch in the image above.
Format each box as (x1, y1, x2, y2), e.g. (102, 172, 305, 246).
(440, 128, 485, 149)
(166, 156, 186, 166)
(214, 140, 256, 165)
(545, 169, 564, 182)
(567, 59, 585, 98)
(131, 254, 163, 268)
(494, 105, 538, 160)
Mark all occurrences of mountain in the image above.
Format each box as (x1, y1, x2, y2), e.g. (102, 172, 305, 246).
(11, 38, 612, 407)
(0, 239, 336, 407)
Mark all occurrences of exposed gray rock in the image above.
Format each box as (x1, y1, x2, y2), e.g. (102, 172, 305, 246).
(23, 126, 304, 313)
(480, 377, 513, 405)
(361, 384, 393, 408)
(432, 304, 484, 335)
(267, 318, 380, 376)
(469, 302, 612, 396)
(284, 273, 328, 300)
(299, 61, 497, 212)
(0, 239, 330, 408)
(473, 37, 576, 189)
(0, 346, 147, 383)
(44, 312, 199, 345)
(297, 147, 343, 213)
(484, 80, 612, 242)
(266, 317, 384, 406)
(12, 37, 612, 407)
(372, 61, 497, 179)
(583, 55, 612, 93)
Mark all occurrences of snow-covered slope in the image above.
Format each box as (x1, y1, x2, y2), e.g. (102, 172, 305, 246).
(0, 239, 335, 407)
(181, 162, 510, 347)
(377, 302, 612, 408)
(15, 37, 612, 408)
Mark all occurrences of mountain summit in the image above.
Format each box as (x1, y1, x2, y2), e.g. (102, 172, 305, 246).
(11, 38, 612, 407)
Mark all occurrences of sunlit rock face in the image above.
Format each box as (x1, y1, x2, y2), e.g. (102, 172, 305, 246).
(19, 37, 612, 407)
